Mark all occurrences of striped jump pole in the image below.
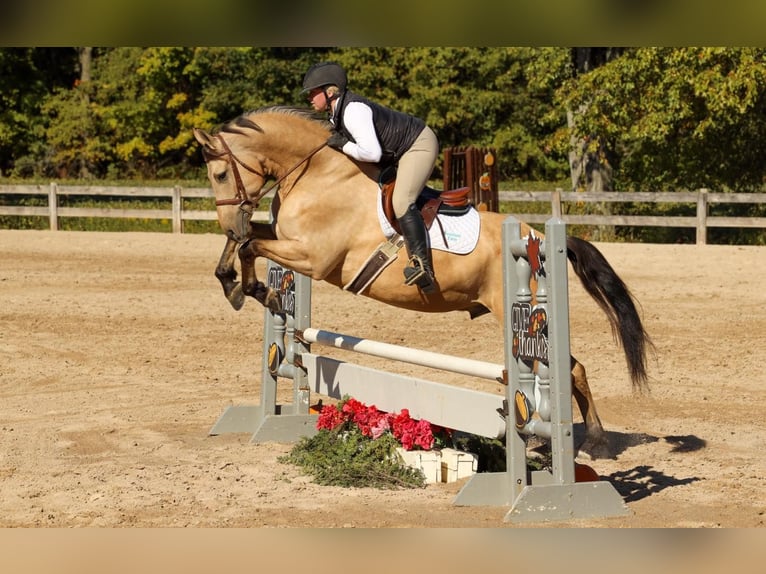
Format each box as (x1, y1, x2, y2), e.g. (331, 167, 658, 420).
(298, 327, 504, 382)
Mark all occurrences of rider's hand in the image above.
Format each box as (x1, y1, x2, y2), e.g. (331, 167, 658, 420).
(326, 131, 349, 151)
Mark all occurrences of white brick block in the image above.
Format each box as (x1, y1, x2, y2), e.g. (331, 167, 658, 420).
(439, 448, 478, 483)
(396, 448, 442, 483)
(396, 448, 478, 483)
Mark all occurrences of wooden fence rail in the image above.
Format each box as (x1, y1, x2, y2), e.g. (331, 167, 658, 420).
(2, 184, 766, 244)
(501, 188, 766, 244)
(0, 183, 270, 234)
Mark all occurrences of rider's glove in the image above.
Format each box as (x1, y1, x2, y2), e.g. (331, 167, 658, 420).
(326, 131, 349, 151)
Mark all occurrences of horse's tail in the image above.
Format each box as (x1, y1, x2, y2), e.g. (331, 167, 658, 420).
(566, 236, 653, 392)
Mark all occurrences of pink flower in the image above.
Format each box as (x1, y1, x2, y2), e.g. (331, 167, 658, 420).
(370, 416, 390, 439)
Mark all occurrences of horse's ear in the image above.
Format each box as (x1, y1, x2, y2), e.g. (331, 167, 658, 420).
(192, 127, 215, 149)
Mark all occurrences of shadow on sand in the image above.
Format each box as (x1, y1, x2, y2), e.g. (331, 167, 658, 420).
(571, 425, 707, 502)
(605, 464, 703, 502)
(573, 424, 707, 459)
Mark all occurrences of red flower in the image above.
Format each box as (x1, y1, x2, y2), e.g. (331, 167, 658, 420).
(316, 399, 443, 451)
(413, 419, 435, 450)
(316, 404, 344, 430)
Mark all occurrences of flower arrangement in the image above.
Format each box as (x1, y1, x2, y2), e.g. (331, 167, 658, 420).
(316, 397, 449, 451)
(280, 397, 452, 489)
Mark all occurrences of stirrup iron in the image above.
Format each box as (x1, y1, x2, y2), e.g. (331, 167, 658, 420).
(403, 255, 436, 292)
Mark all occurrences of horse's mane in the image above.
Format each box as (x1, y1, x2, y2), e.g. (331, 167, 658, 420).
(219, 106, 330, 136)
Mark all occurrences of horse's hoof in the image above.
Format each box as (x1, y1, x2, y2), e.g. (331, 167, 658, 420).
(227, 285, 245, 310)
(576, 436, 613, 460)
(264, 289, 283, 313)
(255, 286, 282, 313)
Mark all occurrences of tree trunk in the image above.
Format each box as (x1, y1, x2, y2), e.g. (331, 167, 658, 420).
(78, 47, 92, 83)
(568, 48, 621, 240)
(76, 47, 93, 179)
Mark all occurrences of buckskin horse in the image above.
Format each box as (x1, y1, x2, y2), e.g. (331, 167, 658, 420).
(192, 105, 652, 458)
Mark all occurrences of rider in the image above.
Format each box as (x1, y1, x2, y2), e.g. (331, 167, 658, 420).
(302, 61, 439, 294)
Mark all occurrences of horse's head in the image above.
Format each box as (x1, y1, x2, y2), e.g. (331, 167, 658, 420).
(193, 118, 269, 241)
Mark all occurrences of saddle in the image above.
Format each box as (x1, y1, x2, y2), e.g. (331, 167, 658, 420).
(379, 167, 472, 234)
(343, 169, 474, 296)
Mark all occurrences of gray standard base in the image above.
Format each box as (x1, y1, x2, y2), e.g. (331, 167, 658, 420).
(453, 470, 629, 523)
(209, 404, 318, 444)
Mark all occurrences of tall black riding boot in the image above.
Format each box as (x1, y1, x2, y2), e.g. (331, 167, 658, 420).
(397, 203, 437, 294)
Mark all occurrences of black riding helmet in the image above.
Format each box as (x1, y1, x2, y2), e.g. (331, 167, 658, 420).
(301, 62, 348, 93)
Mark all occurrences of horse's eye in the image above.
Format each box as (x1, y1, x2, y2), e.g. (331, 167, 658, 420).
(214, 171, 227, 184)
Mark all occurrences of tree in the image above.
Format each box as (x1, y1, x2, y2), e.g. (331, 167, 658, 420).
(563, 48, 625, 193)
(3, 47, 572, 181)
(37, 47, 327, 179)
(555, 47, 766, 192)
(0, 48, 79, 177)
(9, 46, 766, 198)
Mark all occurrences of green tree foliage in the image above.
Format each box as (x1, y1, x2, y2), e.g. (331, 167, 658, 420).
(0, 48, 79, 177)
(41, 47, 184, 178)
(555, 47, 766, 192)
(30, 47, 329, 179)
(329, 47, 569, 181)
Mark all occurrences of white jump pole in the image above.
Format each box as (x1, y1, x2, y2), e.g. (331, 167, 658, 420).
(298, 327, 504, 383)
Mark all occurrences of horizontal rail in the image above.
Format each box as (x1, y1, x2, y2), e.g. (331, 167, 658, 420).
(499, 189, 766, 204)
(499, 188, 766, 244)
(0, 183, 270, 232)
(0, 184, 212, 197)
(298, 327, 505, 383)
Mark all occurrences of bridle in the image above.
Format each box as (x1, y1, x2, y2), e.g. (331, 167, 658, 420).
(201, 133, 328, 241)
(204, 134, 327, 208)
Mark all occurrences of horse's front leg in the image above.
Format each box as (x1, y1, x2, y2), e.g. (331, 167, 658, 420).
(231, 222, 283, 312)
(237, 238, 283, 313)
(215, 236, 245, 310)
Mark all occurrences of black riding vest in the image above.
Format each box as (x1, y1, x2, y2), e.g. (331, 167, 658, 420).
(331, 90, 426, 165)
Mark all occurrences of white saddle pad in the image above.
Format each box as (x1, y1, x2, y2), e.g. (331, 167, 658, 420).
(376, 195, 480, 255)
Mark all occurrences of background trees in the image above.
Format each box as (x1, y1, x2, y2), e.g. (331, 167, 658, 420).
(555, 47, 766, 192)
(0, 48, 80, 177)
(2, 46, 766, 195)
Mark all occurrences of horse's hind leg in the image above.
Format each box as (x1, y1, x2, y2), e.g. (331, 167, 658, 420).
(571, 356, 612, 459)
(215, 236, 245, 310)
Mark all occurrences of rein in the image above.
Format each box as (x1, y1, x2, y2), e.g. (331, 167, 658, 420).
(209, 135, 327, 208)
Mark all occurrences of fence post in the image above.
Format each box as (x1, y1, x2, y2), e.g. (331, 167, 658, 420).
(696, 188, 708, 245)
(172, 186, 182, 234)
(48, 182, 58, 231)
(552, 188, 563, 218)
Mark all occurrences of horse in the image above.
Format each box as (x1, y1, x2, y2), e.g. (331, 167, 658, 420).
(192, 105, 652, 458)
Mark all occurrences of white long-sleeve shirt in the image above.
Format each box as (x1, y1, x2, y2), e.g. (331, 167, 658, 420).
(331, 101, 382, 163)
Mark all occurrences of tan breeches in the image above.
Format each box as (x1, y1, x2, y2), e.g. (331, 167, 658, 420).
(392, 126, 439, 218)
